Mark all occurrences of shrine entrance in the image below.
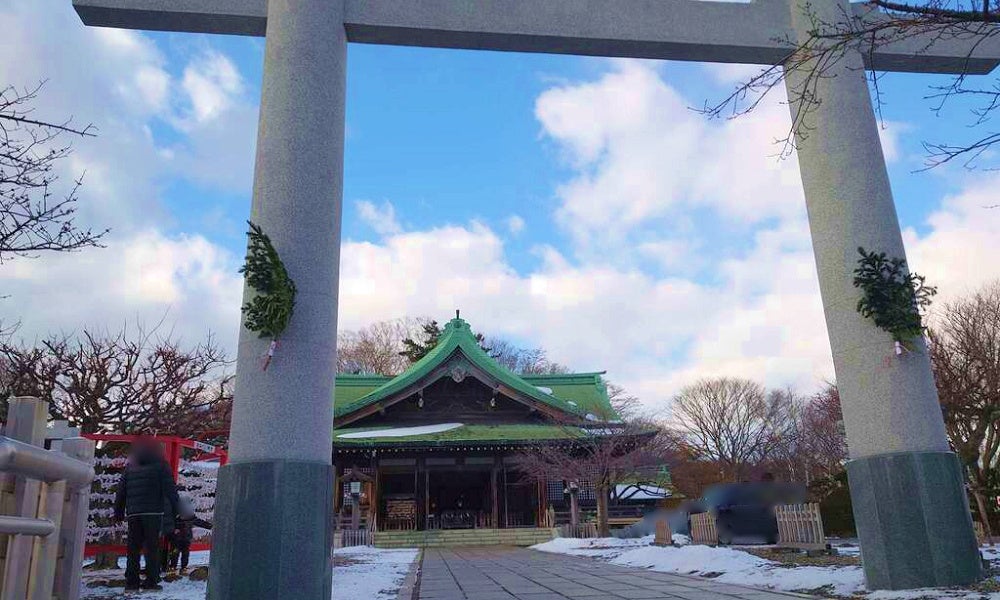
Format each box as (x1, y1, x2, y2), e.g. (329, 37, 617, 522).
(427, 469, 492, 530)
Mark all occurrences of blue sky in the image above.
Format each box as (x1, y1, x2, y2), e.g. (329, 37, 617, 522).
(2, 0, 999, 411)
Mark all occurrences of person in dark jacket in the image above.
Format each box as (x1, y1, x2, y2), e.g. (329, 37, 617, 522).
(169, 496, 213, 574)
(113, 438, 180, 591)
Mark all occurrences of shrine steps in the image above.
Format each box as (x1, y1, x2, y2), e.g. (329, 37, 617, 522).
(373, 527, 557, 548)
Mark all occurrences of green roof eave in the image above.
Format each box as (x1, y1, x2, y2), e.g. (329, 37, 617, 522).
(333, 317, 589, 420)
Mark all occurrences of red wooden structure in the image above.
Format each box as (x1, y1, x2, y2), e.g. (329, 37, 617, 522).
(82, 433, 228, 557)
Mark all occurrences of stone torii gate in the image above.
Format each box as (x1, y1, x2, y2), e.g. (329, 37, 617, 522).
(71, 0, 997, 597)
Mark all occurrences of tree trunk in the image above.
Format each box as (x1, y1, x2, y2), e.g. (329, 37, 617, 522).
(596, 483, 610, 538)
(973, 488, 994, 540)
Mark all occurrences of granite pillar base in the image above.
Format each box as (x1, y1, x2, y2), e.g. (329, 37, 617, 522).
(207, 460, 333, 600)
(847, 451, 982, 590)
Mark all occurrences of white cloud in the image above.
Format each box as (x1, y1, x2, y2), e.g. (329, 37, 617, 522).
(536, 61, 805, 262)
(905, 173, 1000, 305)
(180, 51, 245, 124)
(506, 214, 526, 235)
(356, 200, 403, 237)
(2, 231, 243, 348)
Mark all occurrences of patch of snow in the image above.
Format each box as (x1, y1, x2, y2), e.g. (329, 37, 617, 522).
(672, 533, 690, 546)
(337, 423, 462, 439)
(533, 539, 1000, 599)
(80, 548, 419, 600)
(333, 546, 419, 600)
(536, 386, 553, 394)
(533, 536, 655, 559)
(585, 413, 599, 421)
(534, 536, 864, 596)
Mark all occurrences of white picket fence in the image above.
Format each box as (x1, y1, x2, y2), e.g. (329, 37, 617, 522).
(333, 529, 373, 549)
(558, 523, 598, 539)
(774, 503, 826, 550)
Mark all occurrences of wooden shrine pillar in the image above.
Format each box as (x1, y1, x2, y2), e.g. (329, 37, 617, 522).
(415, 458, 426, 531)
(491, 455, 500, 529)
(332, 465, 341, 514)
(537, 479, 547, 527)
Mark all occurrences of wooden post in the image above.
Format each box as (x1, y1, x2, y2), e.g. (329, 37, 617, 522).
(27, 480, 65, 600)
(415, 459, 426, 531)
(491, 456, 499, 529)
(2, 397, 49, 600)
(332, 465, 340, 515)
(350, 493, 360, 531)
(569, 486, 580, 529)
(53, 437, 95, 600)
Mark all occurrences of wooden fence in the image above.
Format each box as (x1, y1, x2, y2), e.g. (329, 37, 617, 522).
(1, 397, 96, 600)
(653, 520, 673, 546)
(690, 512, 717, 545)
(333, 529, 373, 549)
(558, 523, 598, 539)
(775, 503, 826, 550)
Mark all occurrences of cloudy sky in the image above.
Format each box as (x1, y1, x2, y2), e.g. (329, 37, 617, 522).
(2, 0, 999, 413)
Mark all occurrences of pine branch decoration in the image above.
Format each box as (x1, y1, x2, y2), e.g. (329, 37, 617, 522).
(239, 221, 296, 339)
(853, 247, 936, 348)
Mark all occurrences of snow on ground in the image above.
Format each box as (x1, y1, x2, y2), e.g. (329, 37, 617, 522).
(533, 537, 1000, 599)
(332, 546, 419, 600)
(79, 547, 418, 600)
(336, 423, 462, 438)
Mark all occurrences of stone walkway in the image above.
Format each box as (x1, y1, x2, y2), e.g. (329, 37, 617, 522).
(417, 547, 813, 600)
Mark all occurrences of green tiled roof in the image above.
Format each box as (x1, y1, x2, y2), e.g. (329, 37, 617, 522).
(333, 317, 616, 421)
(332, 424, 592, 448)
(334, 374, 392, 407)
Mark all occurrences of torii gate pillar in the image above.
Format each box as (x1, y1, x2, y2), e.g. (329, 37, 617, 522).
(207, 1, 343, 598)
(786, 0, 981, 590)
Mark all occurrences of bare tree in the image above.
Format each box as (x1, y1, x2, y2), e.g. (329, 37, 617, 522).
(762, 384, 848, 486)
(929, 280, 1000, 535)
(800, 384, 849, 478)
(702, 1, 1000, 169)
(485, 338, 568, 375)
(671, 377, 796, 482)
(0, 83, 106, 263)
(337, 317, 427, 376)
(0, 323, 233, 436)
(511, 413, 665, 537)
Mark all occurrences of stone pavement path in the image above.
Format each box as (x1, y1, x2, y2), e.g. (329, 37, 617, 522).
(417, 547, 814, 600)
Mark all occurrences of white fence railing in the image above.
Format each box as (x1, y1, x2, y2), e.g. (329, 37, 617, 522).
(333, 529, 372, 549)
(1, 397, 95, 600)
(558, 523, 598, 539)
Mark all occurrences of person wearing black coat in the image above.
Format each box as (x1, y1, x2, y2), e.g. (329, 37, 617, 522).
(113, 439, 180, 591)
(169, 496, 213, 574)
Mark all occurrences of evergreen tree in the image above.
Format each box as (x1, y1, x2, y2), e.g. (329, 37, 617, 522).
(399, 320, 442, 364)
(398, 319, 490, 364)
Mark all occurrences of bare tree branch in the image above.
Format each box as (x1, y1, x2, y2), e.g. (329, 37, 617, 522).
(0, 82, 106, 263)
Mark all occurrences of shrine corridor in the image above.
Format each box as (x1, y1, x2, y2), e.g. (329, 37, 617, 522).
(416, 547, 816, 600)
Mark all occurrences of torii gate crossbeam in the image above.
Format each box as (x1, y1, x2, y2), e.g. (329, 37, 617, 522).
(76, 0, 1000, 72)
(70, 0, 995, 597)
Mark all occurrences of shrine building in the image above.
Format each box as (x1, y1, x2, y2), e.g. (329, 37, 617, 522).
(331, 316, 668, 538)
